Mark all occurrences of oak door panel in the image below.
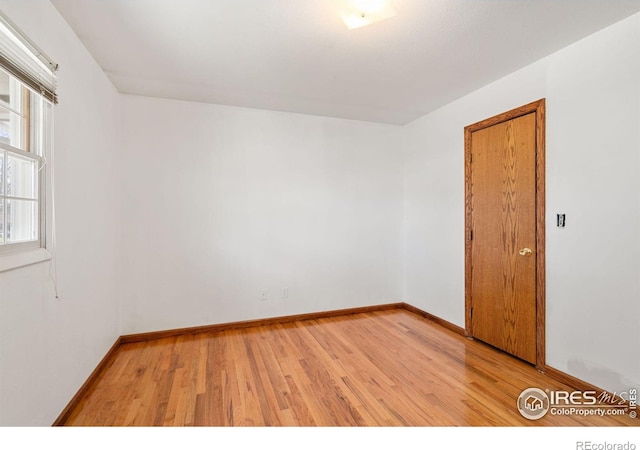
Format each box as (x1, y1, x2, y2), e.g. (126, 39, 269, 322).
(470, 112, 537, 364)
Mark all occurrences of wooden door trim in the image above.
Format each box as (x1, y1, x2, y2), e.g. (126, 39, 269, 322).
(464, 99, 546, 368)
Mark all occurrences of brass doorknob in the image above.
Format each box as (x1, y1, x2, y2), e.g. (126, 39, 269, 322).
(519, 248, 533, 256)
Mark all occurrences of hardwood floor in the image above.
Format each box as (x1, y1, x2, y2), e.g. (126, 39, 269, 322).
(62, 309, 637, 426)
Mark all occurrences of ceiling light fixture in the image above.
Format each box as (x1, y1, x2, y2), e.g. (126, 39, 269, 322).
(329, 0, 397, 30)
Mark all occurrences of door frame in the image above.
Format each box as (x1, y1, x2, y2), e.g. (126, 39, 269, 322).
(464, 99, 546, 369)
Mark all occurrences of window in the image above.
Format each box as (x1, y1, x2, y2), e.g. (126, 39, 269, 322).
(0, 10, 57, 267)
(0, 69, 50, 253)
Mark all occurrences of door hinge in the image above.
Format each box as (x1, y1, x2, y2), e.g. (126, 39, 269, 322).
(470, 307, 473, 319)
(469, 230, 473, 241)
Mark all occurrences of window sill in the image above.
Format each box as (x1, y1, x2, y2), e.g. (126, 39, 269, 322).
(0, 248, 52, 273)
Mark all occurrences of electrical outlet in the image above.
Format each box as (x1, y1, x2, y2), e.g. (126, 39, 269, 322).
(260, 290, 268, 301)
(281, 287, 289, 298)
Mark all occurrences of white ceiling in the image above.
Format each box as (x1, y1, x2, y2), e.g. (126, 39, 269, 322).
(51, 0, 640, 124)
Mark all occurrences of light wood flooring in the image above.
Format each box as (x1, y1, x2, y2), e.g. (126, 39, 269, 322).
(62, 309, 638, 426)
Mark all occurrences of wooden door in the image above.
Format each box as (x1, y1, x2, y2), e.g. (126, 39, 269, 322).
(465, 100, 545, 366)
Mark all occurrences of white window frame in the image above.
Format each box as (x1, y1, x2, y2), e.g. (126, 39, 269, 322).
(0, 140, 45, 253)
(0, 10, 56, 272)
(0, 146, 46, 254)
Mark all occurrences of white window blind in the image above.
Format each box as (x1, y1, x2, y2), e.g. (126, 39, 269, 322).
(0, 10, 57, 103)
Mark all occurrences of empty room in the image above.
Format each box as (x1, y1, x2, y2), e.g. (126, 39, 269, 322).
(0, 0, 639, 443)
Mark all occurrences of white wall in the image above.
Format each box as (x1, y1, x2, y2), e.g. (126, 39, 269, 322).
(120, 96, 403, 333)
(403, 13, 640, 393)
(0, 0, 121, 425)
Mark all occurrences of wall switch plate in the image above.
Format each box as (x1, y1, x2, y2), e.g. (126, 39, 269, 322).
(260, 290, 268, 301)
(557, 214, 566, 228)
